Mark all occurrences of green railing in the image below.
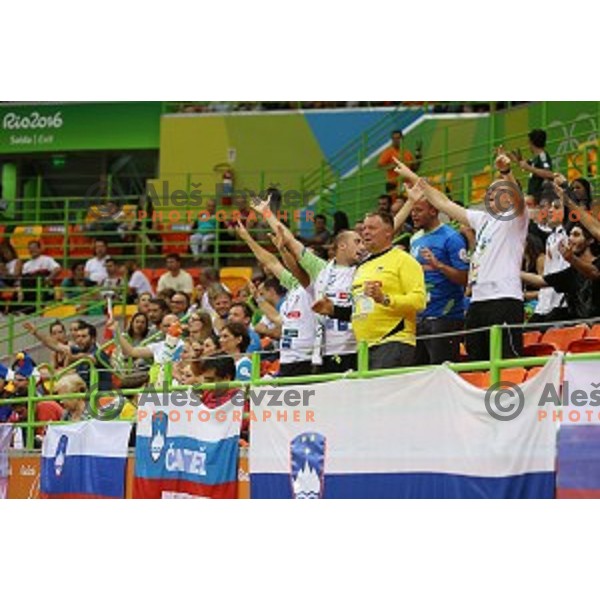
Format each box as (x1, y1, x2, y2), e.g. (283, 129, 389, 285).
(2, 323, 599, 450)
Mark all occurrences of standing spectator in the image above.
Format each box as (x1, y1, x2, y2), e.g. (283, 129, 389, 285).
(521, 224, 600, 319)
(395, 151, 528, 361)
(219, 322, 252, 381)
(253, 278, 286, 341)
(190, 198, 217, 260)
(529, 194, 570, 323)
(124, 260, 154, 301)
(236, 223, 316, 377)
(84, 239, 110, 284)
(348, 211, 426, 368)
(393, 188, 469, 365)
(378, 130, 422, 196)
(157, 254, 194, 294)
(228, 302, 262, 353)
(332, 211, 350, 236)
(377, 194, 393, 215)
(512, 129, 553, 203)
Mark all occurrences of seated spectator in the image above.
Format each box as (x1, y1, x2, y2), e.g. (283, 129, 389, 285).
(298, 214, 331, 249)
(157, 254, 194, 295)
(62, 261, 97, 300)
(102, 258, 125, 300)
(570, 177, 593, 211)
(169, 291, 191, 319)
(228, 302, 262, 353)
(190, 198, 217, 260)
(87, 199, 134, 246)
(193, 267, 221, 312)
(136, 291, 153, 315)
(202, 333, 221, 357)
(208, 284, 233, 332)
(147, 298, 169, 335)
(24, 321, 112, 391)
(378, 194, 393, 215)
(197, 354, 240, 408)
(20, 241, 61, 310)
(48, 320, 70, 370)
(333, 211, 350, 236)
(124, 260, 154, 302)
(115, 314, 184, 365)
(85, 239, 110, 284)
(186, 310, 214, 343)
(219, 322, 252, 381)
(0, 241, 22, 297)
(55, 374, 89, 422)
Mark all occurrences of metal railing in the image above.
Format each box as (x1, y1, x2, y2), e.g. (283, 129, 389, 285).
(2, 323, 598, 450)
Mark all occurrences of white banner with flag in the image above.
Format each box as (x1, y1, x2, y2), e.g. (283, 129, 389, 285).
(0, 424, 12, 500)
(251, 356, 561, 499)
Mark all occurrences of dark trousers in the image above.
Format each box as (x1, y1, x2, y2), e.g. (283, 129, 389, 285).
(321, 353, 357, 374)
(465, 298, 524, 361)
(415, 318, 464, 365)
(279, 361, 314, 378)
(369, 341, 416, 370)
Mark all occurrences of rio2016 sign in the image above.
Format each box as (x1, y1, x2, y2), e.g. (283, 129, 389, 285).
(2, 111, 64, 148)
(2, 111, 64, 130)
(0, 102, 162, 153)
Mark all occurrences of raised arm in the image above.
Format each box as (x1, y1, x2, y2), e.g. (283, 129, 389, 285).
(416, 178, 469, 226)
(235, 219, 286, 279)
(24, 322, 71, 355)
(554, 181, 600, 241)
(251, 195, 305, 259)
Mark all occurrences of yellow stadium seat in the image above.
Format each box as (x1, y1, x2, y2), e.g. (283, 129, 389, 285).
(220, 267, 253, 296)
(43, 305, 78, 319)
(11, 225, 43, 259)
(113, 304, 138, 318)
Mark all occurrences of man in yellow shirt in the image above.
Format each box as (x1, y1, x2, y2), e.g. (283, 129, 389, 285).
(315, 211, 426, 369)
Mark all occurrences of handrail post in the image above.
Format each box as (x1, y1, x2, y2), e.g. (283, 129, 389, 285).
(8, 314, 14, 357)
(89, 362, 100, 418)
(357, 341, 369, 375)
(26, 376, 36, 450)
(489, 325, 503, 386)
(251, 352, 261, 384)
(35, 277, 42, 314)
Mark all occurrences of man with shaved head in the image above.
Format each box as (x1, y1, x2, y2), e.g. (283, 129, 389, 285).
(251, 196, 366, 373)
(394, 186, 469, 365)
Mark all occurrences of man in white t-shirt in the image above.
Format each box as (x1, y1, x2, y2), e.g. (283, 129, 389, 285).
(22, 241, 61, 282)
(394, 151, 528, 361)
(157, 254, 194, 294)
(84, 239, 110, 284)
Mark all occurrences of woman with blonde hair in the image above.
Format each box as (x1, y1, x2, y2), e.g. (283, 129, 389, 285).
(55, 374, 88, 422)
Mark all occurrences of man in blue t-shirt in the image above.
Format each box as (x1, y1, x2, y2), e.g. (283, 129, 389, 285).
(409, 198, 469, 365)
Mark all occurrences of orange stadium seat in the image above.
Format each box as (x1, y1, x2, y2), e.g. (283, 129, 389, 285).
(161, 223, 192, 255)
(568, 338, 600, 354)
(500, 368, 527, 385)
(187, 267, 202, 284)
(524, 325, 589, 356)
(41, 225, 67, 259)
(459, 371, 490, 388)
(589, 324, 600, 338)
(0, 225, 5, 243)
(525, 367, 544, 381)
(523, 331, 542, 346)
(68, 226, 95, 258)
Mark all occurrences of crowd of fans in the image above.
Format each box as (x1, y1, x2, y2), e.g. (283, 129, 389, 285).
(1, 126, 599, 447)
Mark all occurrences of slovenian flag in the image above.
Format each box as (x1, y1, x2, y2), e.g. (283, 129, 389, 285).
(251, 356, 561, 499)
(557, 361, 600, 498)
(133, 390, 241, 499)
(41, 421, 132, 499)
